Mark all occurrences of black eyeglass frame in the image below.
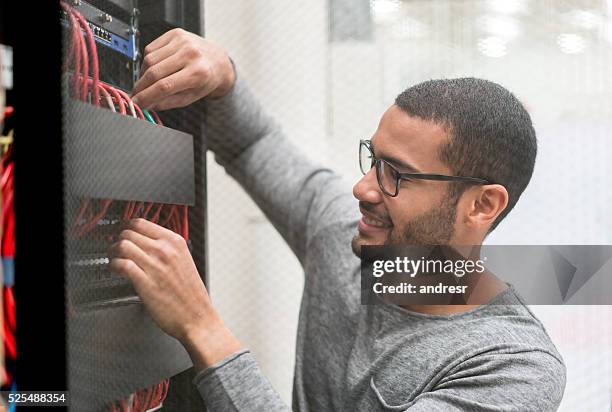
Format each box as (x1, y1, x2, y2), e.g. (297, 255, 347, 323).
(359, 139, 493, 197)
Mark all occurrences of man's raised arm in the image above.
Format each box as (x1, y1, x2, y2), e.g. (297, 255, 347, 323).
(132, 28, 357, 265)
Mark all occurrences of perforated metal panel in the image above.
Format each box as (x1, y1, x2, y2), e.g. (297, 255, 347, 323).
(62, 1, 207, 410)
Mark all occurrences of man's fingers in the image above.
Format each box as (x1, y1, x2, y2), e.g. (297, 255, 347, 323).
(118, 228, 158, 253)
(127, 217, 173, 240)
(139, 42, 178, 75)
(142, 28, 179, 56)
(109, 238, 155, 273)
(132, 69, 199, 109)
(109, 257, 154, 294)
(134, 46, 183, 96)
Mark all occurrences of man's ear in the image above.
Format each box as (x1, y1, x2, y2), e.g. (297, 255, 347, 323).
(463, 184, 509, 229)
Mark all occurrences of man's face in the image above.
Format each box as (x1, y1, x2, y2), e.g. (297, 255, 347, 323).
(351, 105, 459, 256)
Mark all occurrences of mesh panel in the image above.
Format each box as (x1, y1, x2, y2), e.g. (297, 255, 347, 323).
(62, 0, 205, 410)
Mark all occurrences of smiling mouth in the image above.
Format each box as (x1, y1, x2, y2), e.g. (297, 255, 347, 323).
(362, 215, 391, 228)
(358, 206, 393, 233)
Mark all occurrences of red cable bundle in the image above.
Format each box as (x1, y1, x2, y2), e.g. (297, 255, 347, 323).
(60, 5, 188, 408)
(62, 2, 185, 240)
(61, 1, 99, 104)
(0, 122, 16, 383)
(1, 161, 14, 256)
(109, 380, 170, 412)
(62, 2, 179, 240)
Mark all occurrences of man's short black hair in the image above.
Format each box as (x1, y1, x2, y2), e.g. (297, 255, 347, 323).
(394, 78, 537, 233)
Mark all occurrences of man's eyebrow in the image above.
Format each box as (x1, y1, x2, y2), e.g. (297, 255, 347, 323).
(371, 141, 422, 173)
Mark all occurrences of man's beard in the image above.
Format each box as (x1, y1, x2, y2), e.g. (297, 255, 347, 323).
(352, 191, 458, 257)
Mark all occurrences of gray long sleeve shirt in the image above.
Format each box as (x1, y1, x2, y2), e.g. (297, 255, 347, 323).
(193, 68, 566, 411)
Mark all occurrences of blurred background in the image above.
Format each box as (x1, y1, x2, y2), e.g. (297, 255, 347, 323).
(203, 0, 612, 410)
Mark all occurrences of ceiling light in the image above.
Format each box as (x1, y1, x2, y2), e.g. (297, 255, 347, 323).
(477, 15, 521, 40)
(485, 0, 529, 15)
(371, 0, 401, 24)
(477, 36, 508, 58)
(557, 33, 587, 54)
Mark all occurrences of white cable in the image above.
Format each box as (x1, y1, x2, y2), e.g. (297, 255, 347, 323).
(127, 99, 137, 117)
(98, 85, 116, 112)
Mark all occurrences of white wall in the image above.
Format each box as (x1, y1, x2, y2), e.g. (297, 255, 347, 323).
(205, 0, 327, 404)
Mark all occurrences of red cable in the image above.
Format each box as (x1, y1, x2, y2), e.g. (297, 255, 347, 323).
(120, 96, 133, 116)
(152, 384, 163, 409)
(161, 379, 170, 401)
(122, 201, 133, 221)
(133, 202, 144, 218)
(1, 150, 14, 179)
(2, 190, 14, 256)
(2, 282, 15, 354)
(132, 102, 145, 120)
(142, 202, 154, 219)
(114, 88, 143, 119)
(144, 381, 168, 411)
(71, 10, 89, 101)
(154, 380, 169, 408)
(150, 111, 163, 126)
(74, 199, 112, 237)
(131, 392, 141, 412)
(1, 189, 12, 218)
(126, 202, 134, 220)
(127, 201, 137, 219)
(5, 288, 15, 332)
(72, 28, 83, 98)
(4, 217, 14, 257)
(182, 205, 189, 240)
(149, 385, 160, 409)
(73, 199, 90, 227)
(3, 321, 16, 359)
(169, 213, 179, 234)
(87, 79, 115, 111)
(161, 205, 177, 227)
(141, 387, 154, 411)
(60, 3, 84, 98)
(150, 204, 164, 223)
(71, 9, 100, 106)
(103, 84, 126, 114)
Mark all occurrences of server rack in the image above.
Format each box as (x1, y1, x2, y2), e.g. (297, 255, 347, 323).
(59, 0, 208, 410)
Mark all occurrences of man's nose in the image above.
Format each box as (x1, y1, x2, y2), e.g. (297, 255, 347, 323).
(353, 168, 383, 204)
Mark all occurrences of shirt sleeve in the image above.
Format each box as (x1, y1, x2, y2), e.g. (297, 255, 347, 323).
(193, 349, 290, 412)
(398, 349, 566, 412)
(204, 62, 358, 265)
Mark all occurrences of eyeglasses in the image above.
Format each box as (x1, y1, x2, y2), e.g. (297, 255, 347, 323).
(359, 139, 492, 197)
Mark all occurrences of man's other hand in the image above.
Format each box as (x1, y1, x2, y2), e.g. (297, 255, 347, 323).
(132, 28, 235, 110)
(110, 218, 241, 370)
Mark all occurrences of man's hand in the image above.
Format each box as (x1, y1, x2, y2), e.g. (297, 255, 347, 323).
(110, 218, 241, 371)
(132, 28, 235, 110)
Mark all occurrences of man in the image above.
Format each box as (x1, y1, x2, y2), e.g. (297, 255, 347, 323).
(111, 28, 566, 411)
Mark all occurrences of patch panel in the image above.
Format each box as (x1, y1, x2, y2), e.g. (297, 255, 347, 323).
(60, 5, 135, 60)
(60, 0, 138, 90)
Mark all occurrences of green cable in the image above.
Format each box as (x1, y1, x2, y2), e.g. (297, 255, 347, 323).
(142, 109, 156, 124)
